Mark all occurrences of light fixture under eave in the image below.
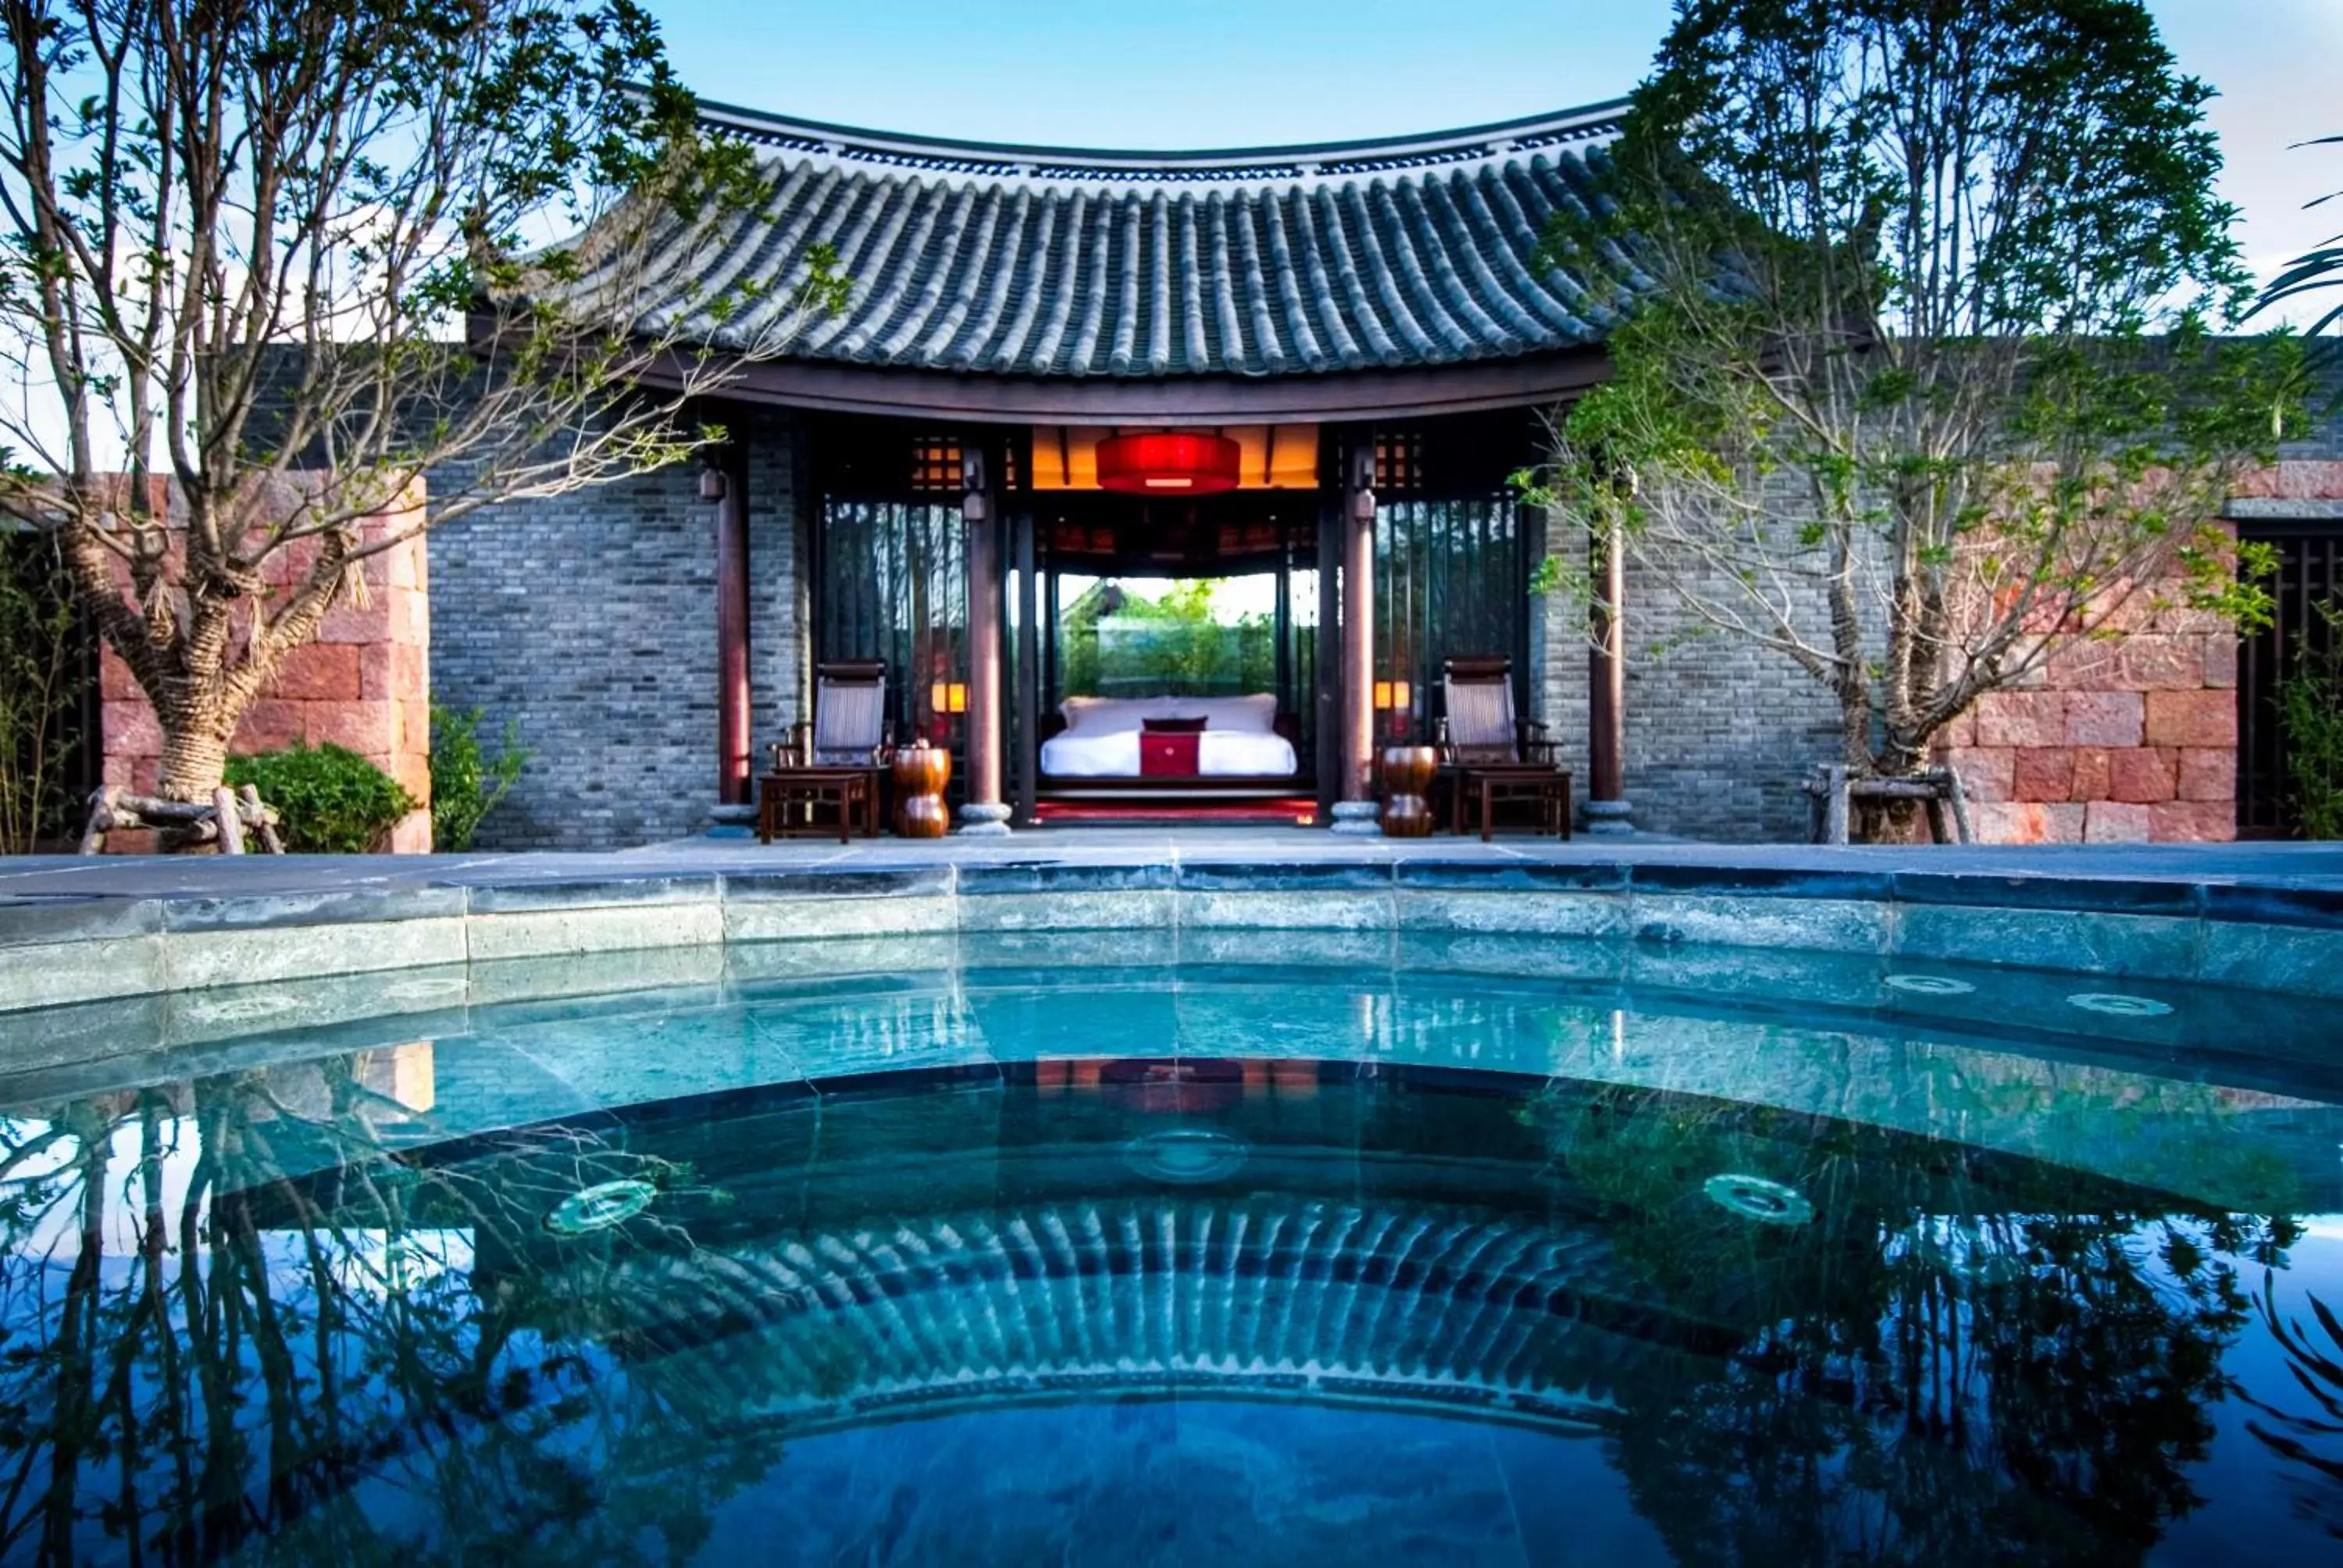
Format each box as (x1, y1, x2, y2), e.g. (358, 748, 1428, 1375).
(1096, 433, 1243, 496)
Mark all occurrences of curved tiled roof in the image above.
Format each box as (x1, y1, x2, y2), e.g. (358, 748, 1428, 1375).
(632, 101, 1642, 380)
(580, 1196, 1698, 1434)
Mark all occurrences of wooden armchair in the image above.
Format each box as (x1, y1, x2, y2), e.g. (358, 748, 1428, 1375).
(1436, 655, 1556, 767)
(774, 660, 889, 771)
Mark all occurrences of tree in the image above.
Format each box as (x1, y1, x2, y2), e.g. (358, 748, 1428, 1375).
(1525, 0, 2303, 782)
(2256, 135, 2343, 339)
(0, 0, 843, 804)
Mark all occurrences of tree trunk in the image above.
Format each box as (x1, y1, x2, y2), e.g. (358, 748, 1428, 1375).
(156, 722, 233, 803)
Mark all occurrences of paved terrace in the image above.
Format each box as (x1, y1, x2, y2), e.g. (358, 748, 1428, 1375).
(5, 830, 2343, 897)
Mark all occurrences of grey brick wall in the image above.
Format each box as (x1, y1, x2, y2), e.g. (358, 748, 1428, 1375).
(429, 404, 803, 849)
(1534, 507, 1845, 843)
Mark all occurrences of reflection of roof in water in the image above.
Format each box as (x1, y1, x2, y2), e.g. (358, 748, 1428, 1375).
(577, 1196, 1706, 1434)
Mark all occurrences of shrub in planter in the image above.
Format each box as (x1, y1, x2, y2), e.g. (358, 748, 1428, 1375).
(225, 743, 415, 853)
(429, 704, 530, 851)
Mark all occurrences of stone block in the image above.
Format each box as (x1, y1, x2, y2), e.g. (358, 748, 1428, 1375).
(387, 808, 433, 854)
(164, 916, 465, 990)
(233, 698, 305, 754)
(389, 749, 433, 805)
(362, 641, 430, 701)
(2201, 636, 2238, 690)
(1974, 691, 2066, 748)
(2143, 690, 2237, 748)
(1180, 890, 1395, 931)
(315, 594, 391, 644)
(2042, 640, 2117, 690)
(955, 891, 1175, 932)
(267, 643, 360, 702)
(723, 895, 957, 943)
(1394, 890, 1628, 939)
(2148, 800, 2234, 843)
(2112, 636, 2204, 692)
(398, 700, 433, 757)
(1938, 708, 1975, 748)
(2089, 585, 2159, 632)
(305, 700, 398, 755)
(2063, 691, 2144, 747)
(0, 935, 166, 1013)
(2200, 921, 2343, 998)
(1628, 893, 1889, 955)
(1945, 746, 2014, 803)
(468, 901, 724, 962)
(2177, 748, 2234, 802)
(2011, 747, 2074, 803)
(100, 648, 141, 701)
(1895, 903, 2195, 979)
(390, 587, 430, 647)
(104, 699, 163, 759)
(2153, 603, 2230, 635)
(2083, 801, 2152, 842)
(1970, 802, 2084, 843)
(2106, 748, 2175, 804)
(2070, 747, 2111, 801)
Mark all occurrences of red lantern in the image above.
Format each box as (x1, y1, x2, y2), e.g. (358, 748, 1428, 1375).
(1095, 432, 1243, 495)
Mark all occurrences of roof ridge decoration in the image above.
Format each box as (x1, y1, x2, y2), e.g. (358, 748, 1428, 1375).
(691, 98, 1632, 188)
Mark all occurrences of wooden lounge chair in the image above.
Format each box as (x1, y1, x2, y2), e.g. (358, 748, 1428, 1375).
(1438, 655, 1554, 766)
(1438, 655, 1569, 839)
(761, 661, 889, 842)
(782, 660, 890, 769)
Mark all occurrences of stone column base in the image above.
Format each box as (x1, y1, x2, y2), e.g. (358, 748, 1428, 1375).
(705, 800, 758, 839)
(958, 802, 1013, 837)
(1328, 800, 1382, 837)
(1581, 799, 1636, 836)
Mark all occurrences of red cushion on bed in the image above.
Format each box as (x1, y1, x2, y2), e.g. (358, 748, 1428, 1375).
(1139, 731, 1201, 775)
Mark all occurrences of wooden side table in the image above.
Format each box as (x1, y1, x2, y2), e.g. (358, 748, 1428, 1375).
(758, 768, 874, 845)
(1454, 764, 1572, 842)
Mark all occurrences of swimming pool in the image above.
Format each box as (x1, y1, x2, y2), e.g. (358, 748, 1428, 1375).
(3, 931, 2341, 1564)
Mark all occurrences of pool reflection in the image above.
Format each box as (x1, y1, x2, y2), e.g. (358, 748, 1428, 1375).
(0, 1051, 2333, 1565)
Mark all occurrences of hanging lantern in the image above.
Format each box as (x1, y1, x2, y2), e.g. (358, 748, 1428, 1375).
(1095, 432, 1243, 496)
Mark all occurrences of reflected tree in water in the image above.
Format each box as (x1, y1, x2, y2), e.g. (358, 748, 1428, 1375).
(1518, 1081, 2291, 1566)
(2244, 1276, 2343, 1541)
(0, 1061, 778, 1566)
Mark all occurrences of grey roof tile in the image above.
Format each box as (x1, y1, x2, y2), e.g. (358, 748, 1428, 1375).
(633, 101, 1636, 377)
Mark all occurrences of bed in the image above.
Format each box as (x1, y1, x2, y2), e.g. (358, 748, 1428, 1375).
(1039, 695, 1300, 785)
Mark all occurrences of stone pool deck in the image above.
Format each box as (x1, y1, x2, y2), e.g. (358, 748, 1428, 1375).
(4, 833, 2343, 1015)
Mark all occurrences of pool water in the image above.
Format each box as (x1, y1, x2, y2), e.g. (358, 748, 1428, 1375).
(5, 950, 2343, 1565)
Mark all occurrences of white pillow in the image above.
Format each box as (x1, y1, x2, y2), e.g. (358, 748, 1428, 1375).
(1061, 697, 1168, 735)
(1163, 693, 1278, 733)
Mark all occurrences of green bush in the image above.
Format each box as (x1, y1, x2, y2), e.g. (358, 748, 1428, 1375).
(429, 703, 530, 851)
(2278, 601, 2343, 840)
(226, 743, 415, 853)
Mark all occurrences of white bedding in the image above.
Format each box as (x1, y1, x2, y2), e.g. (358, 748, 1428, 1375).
(1042, 694, 1296, 778)
(1041, 727, 1299, 778)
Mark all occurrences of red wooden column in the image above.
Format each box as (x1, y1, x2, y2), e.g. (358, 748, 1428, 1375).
(713, 443, 752, 807)
(1583, 509, 1634, 835)
(1331, 440, 1381, 835)
(959, 441, 1011, 835)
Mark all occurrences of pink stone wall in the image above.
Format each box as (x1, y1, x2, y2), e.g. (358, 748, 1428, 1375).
(100, 485, 433, 853)
(1940, 458, 2343, 845)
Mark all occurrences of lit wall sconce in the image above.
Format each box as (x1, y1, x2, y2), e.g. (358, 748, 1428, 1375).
(929, 680, 969, 715)
(1372, 679, 1413, 711)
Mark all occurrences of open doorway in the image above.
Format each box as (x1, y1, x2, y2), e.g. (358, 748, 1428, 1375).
(1032, 568, 1319, 823)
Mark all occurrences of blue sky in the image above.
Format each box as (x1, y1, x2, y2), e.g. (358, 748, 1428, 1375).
(651, 0, 2337, 317)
